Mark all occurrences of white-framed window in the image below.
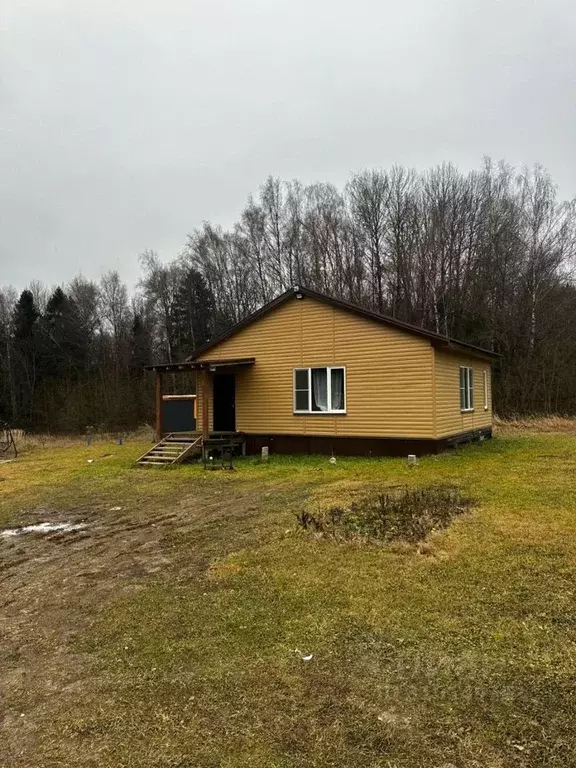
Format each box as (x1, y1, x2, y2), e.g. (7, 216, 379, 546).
(483, 370, 489, 411)
(460, 366, 474, 412)
(293, 367, 346, 414)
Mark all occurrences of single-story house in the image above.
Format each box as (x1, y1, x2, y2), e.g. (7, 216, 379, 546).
(146, 286, 498, 457)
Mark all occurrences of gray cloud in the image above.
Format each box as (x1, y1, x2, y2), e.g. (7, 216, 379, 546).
(2, 0, 575, 291)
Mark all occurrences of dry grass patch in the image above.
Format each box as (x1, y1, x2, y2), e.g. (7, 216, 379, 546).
(297, 484, 476, 543)
(495, 414, 576, 435)
(12, 425, 155, 453)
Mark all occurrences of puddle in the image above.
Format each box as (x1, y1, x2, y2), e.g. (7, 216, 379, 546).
(0, 522, 88, 538)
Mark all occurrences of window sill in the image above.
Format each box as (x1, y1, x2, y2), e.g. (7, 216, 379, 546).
(461, 409, 475, 413)
(293, 411, 347, 416)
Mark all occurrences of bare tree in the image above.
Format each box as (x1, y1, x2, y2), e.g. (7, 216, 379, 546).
(0, 286, 18, 419)
(346, 170, 390, 312)
(138, 250, 183, 362)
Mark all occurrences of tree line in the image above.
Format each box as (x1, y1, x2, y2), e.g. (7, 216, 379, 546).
(1, 159, 575, 432)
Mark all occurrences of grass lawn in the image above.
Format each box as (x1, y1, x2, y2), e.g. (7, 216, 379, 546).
(1, 429, 576, 767)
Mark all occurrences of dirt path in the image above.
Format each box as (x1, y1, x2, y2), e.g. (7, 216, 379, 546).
(0, 483, 289, 767)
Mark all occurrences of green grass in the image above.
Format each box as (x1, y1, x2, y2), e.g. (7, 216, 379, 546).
(2, 433, 576, 767)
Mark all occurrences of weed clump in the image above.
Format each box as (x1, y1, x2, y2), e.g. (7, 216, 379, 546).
(297, 485, 475, 543)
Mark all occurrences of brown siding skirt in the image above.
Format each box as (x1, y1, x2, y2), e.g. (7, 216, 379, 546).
(244, 428, 492, 457)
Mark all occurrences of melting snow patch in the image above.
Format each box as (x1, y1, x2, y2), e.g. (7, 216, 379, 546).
(0, 522, 88, 537)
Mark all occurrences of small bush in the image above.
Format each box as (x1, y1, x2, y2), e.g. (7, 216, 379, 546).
(297, 485, 475, 543)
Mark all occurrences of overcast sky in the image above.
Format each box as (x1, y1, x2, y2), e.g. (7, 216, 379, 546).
(2, 0, 575, 293)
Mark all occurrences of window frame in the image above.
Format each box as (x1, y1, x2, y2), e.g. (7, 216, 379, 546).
(293, 366, 347, 414)
(483, 369, 489, 411)
(460, 366, 474, 412)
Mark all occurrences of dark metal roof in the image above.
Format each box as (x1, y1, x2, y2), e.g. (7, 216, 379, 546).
(188, 286, 500, 361)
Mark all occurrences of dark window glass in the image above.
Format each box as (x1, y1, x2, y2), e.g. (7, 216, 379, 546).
(295, 369, 308, 389)
(295, 390, 309, 411)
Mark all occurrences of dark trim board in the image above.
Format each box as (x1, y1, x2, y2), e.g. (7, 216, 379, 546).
(444, 427, 493, 448)
(244, 428, 492, 457)
(145, 357, 255, 374)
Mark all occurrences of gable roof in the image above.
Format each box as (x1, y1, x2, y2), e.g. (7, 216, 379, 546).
(189, 286, 500, 361)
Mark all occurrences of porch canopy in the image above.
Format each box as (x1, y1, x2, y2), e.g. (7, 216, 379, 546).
(144, 358, 255, 439)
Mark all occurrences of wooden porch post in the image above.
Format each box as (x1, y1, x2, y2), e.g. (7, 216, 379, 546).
(155, 370, 163, 441)
(201, 367, 210, 439)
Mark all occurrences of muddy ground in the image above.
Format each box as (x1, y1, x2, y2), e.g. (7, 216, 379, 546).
(1, 483, 290, 767)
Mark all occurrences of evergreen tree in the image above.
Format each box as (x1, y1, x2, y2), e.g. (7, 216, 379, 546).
(40, 287, 86, 379)
(11, 290, 41, 425)
(13, 290, 40, 341)
(171, 267, 215, 357)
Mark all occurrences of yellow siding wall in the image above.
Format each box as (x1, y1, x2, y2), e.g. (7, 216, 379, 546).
(434, 350, 493, 438)
(197, 296, 436, 438)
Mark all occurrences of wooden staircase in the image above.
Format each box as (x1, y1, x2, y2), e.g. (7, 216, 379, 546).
(136, 434, 204, 466)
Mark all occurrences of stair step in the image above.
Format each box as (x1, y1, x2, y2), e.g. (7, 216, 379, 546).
(152, 443, 183, 448)
(136, 434, 203, 467)
(147, 453, 178, 458)
(150, 455, 182, 459)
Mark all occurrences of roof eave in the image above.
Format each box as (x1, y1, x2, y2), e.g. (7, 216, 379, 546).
(188, 289, 295, 360)
(431, 339, 501, 361)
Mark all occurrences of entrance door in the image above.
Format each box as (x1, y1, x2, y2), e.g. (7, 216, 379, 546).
(212, 374, 236, 432)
